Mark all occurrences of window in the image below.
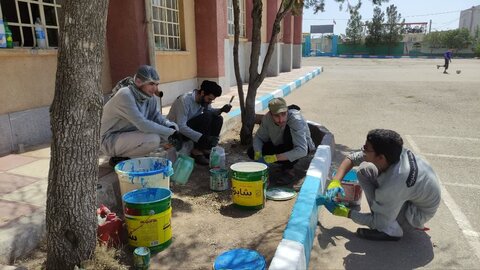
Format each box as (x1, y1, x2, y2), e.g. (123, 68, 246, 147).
(151, 0, 181, 51)
(0, 0, 62, 48)
(227, 0, 245, 37)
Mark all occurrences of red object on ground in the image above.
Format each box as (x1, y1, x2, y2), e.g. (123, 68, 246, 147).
(97, 205, 125, 247)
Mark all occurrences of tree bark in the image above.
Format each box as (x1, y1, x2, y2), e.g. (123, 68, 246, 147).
(46, 1, 109, 268)
(239, 0, 295, 145)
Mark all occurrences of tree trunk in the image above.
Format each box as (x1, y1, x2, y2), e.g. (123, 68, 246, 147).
(238, 0, 294, 145)
(46, 1, 109, 268)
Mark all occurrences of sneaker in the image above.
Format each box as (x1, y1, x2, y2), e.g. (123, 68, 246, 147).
(436, 65, 440, 69)
(443, 71, 448, 74)
(356, 228, 401, 241)
(109, 157, 130, 167)
(191, 153, 209, 165)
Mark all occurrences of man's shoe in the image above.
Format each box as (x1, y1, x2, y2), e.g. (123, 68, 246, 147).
(443, 71, 448, 74)
(191, 153, 209, 165)
(109, 157, 130, 167)
(356, 228, 401, 241)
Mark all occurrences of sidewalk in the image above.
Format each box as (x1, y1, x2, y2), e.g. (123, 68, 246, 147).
(0, 66, 322, 265)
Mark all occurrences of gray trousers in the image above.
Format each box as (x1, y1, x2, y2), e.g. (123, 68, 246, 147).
(357, 162, 415, 237)
(112, 131, 162, 157)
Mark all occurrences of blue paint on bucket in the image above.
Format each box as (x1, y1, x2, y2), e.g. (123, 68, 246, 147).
(115, 157, 173, 177)
(213, 248, 266, 270)
(332, 169, 357, 182)
(123, 187, 172, 205)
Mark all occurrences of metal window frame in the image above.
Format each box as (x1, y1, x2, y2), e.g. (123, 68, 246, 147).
(151, 0, 181, 51)
(0, 0, 61, 48)
(227, 0, 245, 37)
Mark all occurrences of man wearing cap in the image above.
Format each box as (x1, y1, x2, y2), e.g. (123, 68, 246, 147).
(100, 65, 181, 166)
(248, 97, 314, 185)
(167, 80, 232, 165)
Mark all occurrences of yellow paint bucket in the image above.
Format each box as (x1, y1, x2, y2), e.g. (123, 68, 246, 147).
(230, 162, 268, 209)
(123, 188, 172, 253)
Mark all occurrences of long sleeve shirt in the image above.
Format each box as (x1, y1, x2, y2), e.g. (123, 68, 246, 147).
(348, 149, 441, 231)
(444, 51, 452, 60)
(100, 86, 176, 155)
(253, 109, 315, 162)
(167, 89, 220, 142)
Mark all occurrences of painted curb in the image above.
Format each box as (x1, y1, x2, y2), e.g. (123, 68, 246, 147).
(269, 145, 331, 270)
(226, 67, 323, 119)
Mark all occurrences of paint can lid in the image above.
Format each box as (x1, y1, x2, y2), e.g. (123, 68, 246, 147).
(213, 248, 266, 270)
(266, 187, 296, 201)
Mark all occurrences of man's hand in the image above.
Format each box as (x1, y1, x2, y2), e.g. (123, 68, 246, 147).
(254, 151, 262, 161)
(325, 179, 346, 200)
(220, 104, 232, 113)
(168, 131, 183, 150)
(263, 154, 277, 164)
(317, 195, 350, 218)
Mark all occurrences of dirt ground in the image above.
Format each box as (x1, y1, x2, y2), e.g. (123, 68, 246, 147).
(16, 125, 314, 269)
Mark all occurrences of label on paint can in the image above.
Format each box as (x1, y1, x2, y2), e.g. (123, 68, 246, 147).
(133, 247, 151, 270)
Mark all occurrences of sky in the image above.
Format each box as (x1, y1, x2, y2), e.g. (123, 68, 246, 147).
(302, 0, 479, 35)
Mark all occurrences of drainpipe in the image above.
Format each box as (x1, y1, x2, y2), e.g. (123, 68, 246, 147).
(144, 0, 162, 111)
(144, 0, 156, 67)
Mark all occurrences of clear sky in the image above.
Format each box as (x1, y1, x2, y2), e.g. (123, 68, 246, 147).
(302, 0, 479, 35)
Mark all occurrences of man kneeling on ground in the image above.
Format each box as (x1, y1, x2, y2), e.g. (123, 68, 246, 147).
(320, 129, 441, 241)
(167, 80, 232, 165)
(100, 65, 181, 167)
(248, 97, 314, 185)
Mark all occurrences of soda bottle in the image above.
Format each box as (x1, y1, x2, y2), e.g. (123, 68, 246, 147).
(34, 17, 46, 49)
(4, 22, 13, 48)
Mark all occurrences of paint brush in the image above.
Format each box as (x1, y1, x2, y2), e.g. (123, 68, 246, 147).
(229, 96, 235, 105)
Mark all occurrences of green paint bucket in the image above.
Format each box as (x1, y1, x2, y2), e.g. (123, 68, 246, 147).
(230, 162, 268, 210)
(123, 188, 172, 253)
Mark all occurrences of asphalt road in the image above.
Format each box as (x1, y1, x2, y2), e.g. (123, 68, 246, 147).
(283, 57, 480, 269)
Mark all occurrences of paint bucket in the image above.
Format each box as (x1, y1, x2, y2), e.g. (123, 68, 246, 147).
(333, 169, 362, 206)
(123, 188, 172, 253)
(213, 248, 266, 270)
(115, 157, 173, 197)
(209, 168, 229, 191)
(230, 162, 268, 210)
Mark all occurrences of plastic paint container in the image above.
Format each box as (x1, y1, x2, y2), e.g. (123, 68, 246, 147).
(123, 188, 172, 253)
(230, 162, 268, 210)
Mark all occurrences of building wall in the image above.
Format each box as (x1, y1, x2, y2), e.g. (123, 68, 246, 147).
(0, 0, 303, 156)
(459, 5, 480, 37)
(0, 47, 111, 155)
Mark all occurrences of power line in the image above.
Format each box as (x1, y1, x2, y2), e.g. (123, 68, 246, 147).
(403, 9, 462, 18)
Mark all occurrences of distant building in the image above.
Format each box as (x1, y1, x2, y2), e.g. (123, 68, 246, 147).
(459, 5, 480, 36)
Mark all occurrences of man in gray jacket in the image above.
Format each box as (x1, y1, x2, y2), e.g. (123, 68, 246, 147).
(100, 65, 181, 166)
(320, 129, 441, 241)
(248, 97, 315, 185)
(167, 80, 231, 165)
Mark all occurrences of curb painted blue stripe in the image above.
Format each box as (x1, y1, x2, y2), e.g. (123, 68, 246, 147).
(283, 175, 320, 264)
(226, 67, 322, 118)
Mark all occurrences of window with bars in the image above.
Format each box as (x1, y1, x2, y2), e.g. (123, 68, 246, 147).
(227, 0, 245, 37)
(0, 0, 62, 48)
(151, 0, 181, 51)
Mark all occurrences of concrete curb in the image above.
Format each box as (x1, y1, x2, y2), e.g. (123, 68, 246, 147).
(269, 130, 333, 270)
(225, 67, 323, 120)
